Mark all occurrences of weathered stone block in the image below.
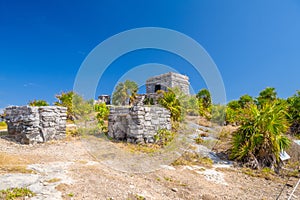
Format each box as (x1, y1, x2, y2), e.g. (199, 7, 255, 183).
(4, 106, 67, 144)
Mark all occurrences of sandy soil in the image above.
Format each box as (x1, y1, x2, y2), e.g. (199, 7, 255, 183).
(0, 135, 300, 200)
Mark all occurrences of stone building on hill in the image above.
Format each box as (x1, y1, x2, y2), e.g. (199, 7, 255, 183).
(146, 72, 190, 95)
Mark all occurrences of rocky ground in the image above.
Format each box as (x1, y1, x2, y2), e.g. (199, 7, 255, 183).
(0, 128, 300, 199)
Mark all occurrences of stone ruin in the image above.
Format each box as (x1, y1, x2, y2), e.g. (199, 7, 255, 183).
(108, 72, 190, 143)
(146, 72, 190, 95)
(96, 95, 111, 105)
(108, 106, 171, 143)
(4, 106, 67, 144)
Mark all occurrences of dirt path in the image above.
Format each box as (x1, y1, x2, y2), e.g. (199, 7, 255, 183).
(0, 136, 300, 200)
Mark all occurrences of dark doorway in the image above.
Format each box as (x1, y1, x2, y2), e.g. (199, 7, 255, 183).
(154, 84, 161, 92)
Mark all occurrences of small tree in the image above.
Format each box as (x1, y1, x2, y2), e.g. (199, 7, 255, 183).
(239, 94, 254, 108)
(28, 99, 49, 107)
(196, 89, 212, 120)
(287, 91, 300, 135)
(94, 103, 110, 132)
(257, 87, 277, 106)
(196, 89, 212, 108)
(112, 80, 138, 105)
(55, 91, 75, 120)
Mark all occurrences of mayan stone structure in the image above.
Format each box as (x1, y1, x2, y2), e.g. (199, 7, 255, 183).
(108, 106, 171, 143)
(146, 72, 190, 95)
(4, 106, 67, 144)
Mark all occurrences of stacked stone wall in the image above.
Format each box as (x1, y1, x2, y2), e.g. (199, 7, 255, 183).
(4, 106, 67, 144)
(108, 106, 171, 143)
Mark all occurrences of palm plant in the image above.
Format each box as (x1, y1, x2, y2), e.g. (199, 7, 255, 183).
(231, 101, 291, 169)
(158, 89, 182, 122)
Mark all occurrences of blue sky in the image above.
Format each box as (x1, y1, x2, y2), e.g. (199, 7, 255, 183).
(1, 0, 300, 108)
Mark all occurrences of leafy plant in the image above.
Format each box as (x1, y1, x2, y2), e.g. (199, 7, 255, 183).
(287, 91, 300, 135)
(55, 91, 75, 120)
(196, 89, 213, 120)
(143, 97, 154, 105)
(112, 80, 138, 106)
(230, 101, 291, 169)
(158, 89, 182, 122)
(0, 187, 35, 200)
(94, 103, 110, 132)
(154, 129, 175, 146)
(211, 104, 226, 125)
(256, 87, 277, 107)
(196, 89, 212, 108)
(28, 99, 49, 106)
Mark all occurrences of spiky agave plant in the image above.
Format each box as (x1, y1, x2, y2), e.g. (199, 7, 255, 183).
(231, 101, 291, 169)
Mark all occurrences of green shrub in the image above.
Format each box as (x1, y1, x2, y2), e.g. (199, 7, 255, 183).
(154, 129, 175, 146)
(28, 99, 49, 106)
(231, 101, 291, 169)
(94, 103, 110, 132)
(158, 89, 182, 122)
(0, 187, 35, 200)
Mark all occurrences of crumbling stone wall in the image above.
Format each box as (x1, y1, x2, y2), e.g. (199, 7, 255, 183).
(4, 106, 67, 144)
(146, 72, 190, 95)
(108, 106, 171, 143)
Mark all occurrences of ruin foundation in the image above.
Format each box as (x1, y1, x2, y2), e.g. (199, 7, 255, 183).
(4, 106, 67, 144)
(108, 106, 171, 143)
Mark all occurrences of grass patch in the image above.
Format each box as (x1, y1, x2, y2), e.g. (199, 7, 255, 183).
(172, 151, 213, 168)
(194, 136, 204, 144)
(127, 193, 146, 200)
(0, 187, 35, 200)
(0, 152, 33, 174)
(241, 167, 277, 180)
(118, 143, 161, 155)
(46, 178, 61, 183)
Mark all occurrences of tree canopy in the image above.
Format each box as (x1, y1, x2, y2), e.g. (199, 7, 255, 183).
(112, 80, 138, 106)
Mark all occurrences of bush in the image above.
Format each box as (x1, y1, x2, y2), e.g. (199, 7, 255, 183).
(230, 101, 291, 169)
(94, 103, 110, 132)
(0, 187, 35, 199)
(154, 129, 175, 146)
(158, 89, 182, 122)
(28, 99, 49, 106)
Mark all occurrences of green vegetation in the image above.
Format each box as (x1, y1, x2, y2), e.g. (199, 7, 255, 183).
(28, 99, 49, 106)
(112, 80, 138, 105)
(194, 135, 204, 144)
(0, 121, 7, 130)
(0, 187, 35, 200)
(287, 91, 300, 135)
(256, 87, 277, 107)
(230, 101, 290, 169)
(196, 89, 212, 119)
(54, 91, 76, 120)
(154, 129, 175, 146)
(158, 89, 182, 122)
(94, 103, 110, 132)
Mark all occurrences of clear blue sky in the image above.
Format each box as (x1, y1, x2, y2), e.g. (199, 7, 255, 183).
(1, 0, 300, 108)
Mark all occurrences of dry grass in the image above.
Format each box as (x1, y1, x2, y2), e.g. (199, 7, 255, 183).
(0, 152, 33, 174)
(46, 178, 61, 183)
(172, 151, 213, 168)
(0, 122, 7, 131)
(116, 142, 161, 154)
